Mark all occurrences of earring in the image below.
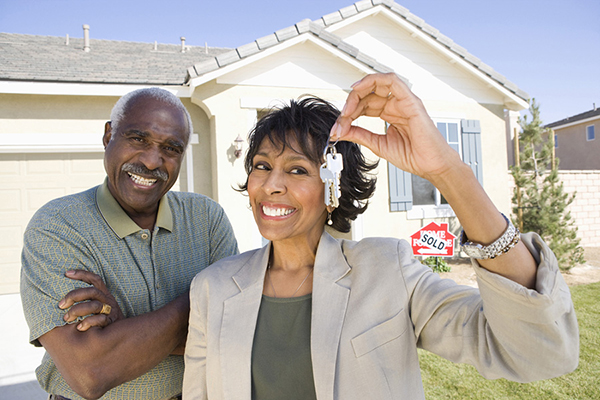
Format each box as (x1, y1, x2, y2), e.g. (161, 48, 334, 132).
(327, 212, 333, 226)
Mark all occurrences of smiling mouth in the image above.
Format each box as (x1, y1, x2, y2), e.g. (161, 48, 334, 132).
(262, 205, 295, 217)
(127, 172, 157, 187)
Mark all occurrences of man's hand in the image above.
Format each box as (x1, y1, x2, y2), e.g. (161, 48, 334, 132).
(59, 270, 125, 331)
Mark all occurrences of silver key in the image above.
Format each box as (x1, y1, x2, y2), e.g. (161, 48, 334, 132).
(327, 152, 343, 203)
(321, 140, 344, 207)
(320, 164, 335, 206)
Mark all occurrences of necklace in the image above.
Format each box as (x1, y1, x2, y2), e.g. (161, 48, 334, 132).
(266, 263, 313, 298)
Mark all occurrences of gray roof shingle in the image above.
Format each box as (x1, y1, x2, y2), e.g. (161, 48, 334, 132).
(546, 107, 600, 128)
(0, 32, 230, 85)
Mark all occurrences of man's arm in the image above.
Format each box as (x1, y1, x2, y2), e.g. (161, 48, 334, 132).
(39, 291, 189, 400)
(22, 227, 190, 400)
(60, 269, 188, 352)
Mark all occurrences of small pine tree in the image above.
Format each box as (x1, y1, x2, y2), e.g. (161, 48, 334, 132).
(511, 99, 584, 270)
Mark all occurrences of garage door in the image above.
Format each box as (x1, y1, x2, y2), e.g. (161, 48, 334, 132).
(0, 152, 106, 294)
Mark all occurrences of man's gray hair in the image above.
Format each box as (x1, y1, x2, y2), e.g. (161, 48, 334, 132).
(109, 87, 193, 142)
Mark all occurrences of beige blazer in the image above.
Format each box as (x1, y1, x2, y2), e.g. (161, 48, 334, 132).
(183, 232, 578, 400)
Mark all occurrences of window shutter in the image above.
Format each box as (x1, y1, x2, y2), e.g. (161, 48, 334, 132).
(388, 162, 413, 211)
(461, 120, 483, 185)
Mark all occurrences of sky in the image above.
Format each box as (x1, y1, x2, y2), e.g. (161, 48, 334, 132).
(1, 0, 598, 124)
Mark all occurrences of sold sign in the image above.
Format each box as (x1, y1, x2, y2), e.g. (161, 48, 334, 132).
(410, 222, 456, 257)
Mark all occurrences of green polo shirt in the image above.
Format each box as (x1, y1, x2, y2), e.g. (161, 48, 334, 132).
(21, 179, 238, 400)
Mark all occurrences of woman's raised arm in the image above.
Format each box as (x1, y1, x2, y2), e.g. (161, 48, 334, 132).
(331, 72, 536, 288)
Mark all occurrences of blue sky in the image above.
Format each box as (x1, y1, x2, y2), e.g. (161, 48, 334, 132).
(1, 0, 597, 124)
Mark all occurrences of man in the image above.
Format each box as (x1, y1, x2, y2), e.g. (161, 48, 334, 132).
(20, 88, 238, 400)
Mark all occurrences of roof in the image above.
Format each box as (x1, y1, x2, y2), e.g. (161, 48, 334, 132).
(546, 107, 600, 129)
(0, 0, 528, 102)
(0, 32, 230, 85)
(186, 0, 528, 102)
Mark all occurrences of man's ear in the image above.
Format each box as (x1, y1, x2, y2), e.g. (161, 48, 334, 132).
(103, 121, 112, 148)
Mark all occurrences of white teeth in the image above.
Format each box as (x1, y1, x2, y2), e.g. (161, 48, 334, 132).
(262, 205, 294, 217)
(128, 172, 157, 187)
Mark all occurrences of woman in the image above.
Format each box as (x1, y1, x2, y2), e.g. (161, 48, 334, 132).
(183, 73, 578, 399)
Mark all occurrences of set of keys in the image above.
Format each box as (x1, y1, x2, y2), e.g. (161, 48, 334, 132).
(320, 143, 343, 209)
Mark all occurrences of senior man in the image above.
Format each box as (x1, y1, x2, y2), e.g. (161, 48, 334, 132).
(21, 88, 238, 400)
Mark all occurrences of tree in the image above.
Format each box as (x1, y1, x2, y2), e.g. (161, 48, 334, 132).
(511, 99, 584, 270)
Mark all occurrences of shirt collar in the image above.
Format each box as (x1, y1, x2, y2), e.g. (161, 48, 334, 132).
(96, 178, 173, 238)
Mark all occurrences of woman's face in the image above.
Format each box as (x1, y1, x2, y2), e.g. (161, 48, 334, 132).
(247, 137, 327, 247)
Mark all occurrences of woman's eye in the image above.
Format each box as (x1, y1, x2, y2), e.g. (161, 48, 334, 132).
(253, 163, 268, 171)
(290, 167, 307, 175)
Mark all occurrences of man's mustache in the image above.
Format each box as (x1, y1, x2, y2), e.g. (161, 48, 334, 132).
(121, 163, 168, 182)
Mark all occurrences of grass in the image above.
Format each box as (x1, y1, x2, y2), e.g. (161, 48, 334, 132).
(419, 282, 600, 399)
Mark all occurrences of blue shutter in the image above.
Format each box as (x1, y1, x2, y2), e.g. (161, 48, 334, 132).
(461, 120, 483, 185)
(388, 162, 412, 211)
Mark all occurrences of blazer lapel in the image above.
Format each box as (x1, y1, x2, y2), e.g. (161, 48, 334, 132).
(220, 244, 270, 400)
(311, 232, 351, 400)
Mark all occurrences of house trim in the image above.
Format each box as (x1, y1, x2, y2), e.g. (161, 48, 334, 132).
(188, 34, 383, 89)
(550, 116, 599, 130)
(0, 81, 191, 97)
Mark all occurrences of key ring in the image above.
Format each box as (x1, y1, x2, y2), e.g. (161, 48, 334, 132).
(323, 136, 339, 157)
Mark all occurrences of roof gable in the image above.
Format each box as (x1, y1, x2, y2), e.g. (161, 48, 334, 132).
(215, 39, 376, 90)
(188, 0, 528, 108)
(318, 1, 528, 103)
(186, 19, 393, 86)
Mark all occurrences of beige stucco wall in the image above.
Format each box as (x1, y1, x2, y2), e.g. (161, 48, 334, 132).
(554, 118, 600, 170)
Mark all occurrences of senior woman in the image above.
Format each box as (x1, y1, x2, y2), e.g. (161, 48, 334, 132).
(183, 73, 578, 399)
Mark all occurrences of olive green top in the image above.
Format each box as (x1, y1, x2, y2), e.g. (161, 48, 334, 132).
(251, 294, 317, 400)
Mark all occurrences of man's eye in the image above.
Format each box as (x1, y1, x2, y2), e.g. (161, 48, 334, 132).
(165, 146, 182, 154)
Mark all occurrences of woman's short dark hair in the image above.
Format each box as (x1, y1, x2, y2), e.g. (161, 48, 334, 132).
(238, 97, 378, 233)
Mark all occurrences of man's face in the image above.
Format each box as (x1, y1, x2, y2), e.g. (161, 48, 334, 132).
(103, 95, 189, 219)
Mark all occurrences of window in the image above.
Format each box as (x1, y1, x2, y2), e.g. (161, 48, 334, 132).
(388, 119, 483, 218)
(554, 134, 558, 148)
(587, 125, 595, 141)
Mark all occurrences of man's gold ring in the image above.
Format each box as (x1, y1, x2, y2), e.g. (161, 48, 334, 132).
(100, 303, 112, 315)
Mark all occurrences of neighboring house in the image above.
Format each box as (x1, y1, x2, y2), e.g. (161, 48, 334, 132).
(546, 106, 600, 170)
(0, 0, 529, 294)
(545, 107, 600, 248)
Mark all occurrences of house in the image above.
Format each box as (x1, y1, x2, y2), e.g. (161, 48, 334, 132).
(544, 107, 600, 248)
(546, 106, 600, 170)
(0, 0, 529, 294)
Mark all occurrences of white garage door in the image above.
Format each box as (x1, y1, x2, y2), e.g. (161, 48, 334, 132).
(0, 152, 106, 294)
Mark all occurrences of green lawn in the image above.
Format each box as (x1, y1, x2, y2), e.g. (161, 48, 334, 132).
(419, 282, 600, 399)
